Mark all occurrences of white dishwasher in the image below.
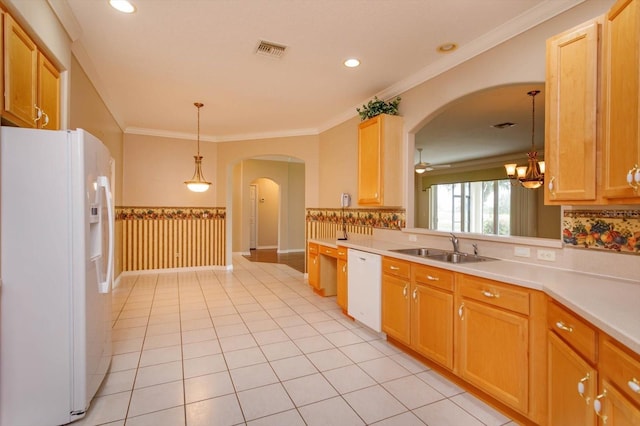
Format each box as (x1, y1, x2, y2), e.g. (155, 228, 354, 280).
(347, 249, 382, 332)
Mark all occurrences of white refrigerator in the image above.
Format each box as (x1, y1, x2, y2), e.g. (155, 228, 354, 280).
(0, 127, 114, 426)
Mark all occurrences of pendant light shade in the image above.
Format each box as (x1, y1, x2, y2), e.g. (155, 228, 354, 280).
(185, 102, 212, 192)
(504, 90, 545, 189)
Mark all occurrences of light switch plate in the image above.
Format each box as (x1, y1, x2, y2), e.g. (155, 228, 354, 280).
(408, 234, 417, 242)
(514, 246, 531, 257)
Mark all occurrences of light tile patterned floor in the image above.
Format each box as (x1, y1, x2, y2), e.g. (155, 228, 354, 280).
(74, 254, 518, 426)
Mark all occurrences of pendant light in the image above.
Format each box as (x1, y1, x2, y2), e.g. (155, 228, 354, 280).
(504, 90, 545, 189)
(414, 148, 429, 174)
(184, 102, 212, 192)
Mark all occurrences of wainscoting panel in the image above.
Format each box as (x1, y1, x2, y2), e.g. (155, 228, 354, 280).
(117, 207, 226, 271)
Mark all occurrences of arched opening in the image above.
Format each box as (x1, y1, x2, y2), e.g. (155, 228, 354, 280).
(229, 156, 306, 269)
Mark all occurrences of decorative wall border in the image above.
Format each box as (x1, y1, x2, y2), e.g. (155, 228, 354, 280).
(562, 209, 640, 254)
(116, 207, 226, 220)
(306, 207, 405, 230)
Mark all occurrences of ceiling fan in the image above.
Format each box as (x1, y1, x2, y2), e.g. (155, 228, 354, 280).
(414, 148, 451, 174)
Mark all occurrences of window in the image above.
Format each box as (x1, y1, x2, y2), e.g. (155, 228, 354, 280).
(430, 179, 511, 235)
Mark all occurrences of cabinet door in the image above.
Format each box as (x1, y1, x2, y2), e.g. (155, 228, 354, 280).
(545, 18, 599, 203)
(37, 52, 60, 130)
(3, 14, 37, 128)
(358, 116, 383, 205)
(381, 273, 410, 345)
(548, 332, 597, 426)
(596, 379, 640, 425)
(411, 283, 453, 370)
(458, 299, 529, 413)
(308, 252, 319, 290)
(336, 258, 347, 310)
(602, 0, 640, 200)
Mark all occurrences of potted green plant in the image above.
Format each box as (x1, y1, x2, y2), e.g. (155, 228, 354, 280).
(356, 96, 401, 120)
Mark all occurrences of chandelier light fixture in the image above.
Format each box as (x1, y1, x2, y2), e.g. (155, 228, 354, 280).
(184, 102, 212, 192)
(504, 90, 545, 189)
(414, 148, 429, 174)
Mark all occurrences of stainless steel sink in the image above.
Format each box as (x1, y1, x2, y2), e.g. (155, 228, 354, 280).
(389, 247, 446, 257)
(389, 247, 494, 264)
(423, 252, 494, 264)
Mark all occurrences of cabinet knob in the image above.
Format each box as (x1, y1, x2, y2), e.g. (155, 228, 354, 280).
(41, 111, 50, 128)
(426, 275, 439, 281)
(33, 105, 42, 124)
(481, 290, 499, 299)
(629, 378, 640, 394)
(555, 321, 574, 333)
(389, 265, 400, 271)
(627, 165, 639, 193)
(412, 288, 417, 300)
(548, 176, 556, 197)
(458, 303, 464, 320)
(593, 390, 607, 423)
(402, 284, 408, 298)
(577, 373, 591, 404)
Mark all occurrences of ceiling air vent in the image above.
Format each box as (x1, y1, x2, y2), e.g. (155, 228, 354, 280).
(256, 40, 287, 58)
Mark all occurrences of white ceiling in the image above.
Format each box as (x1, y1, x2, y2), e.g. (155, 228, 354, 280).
(55, 0, 582, 143)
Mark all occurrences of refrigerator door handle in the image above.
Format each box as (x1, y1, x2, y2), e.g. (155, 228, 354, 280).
(97, 175, 114, 294)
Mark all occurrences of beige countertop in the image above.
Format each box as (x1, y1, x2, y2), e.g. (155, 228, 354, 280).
(309, 237, 640, 355)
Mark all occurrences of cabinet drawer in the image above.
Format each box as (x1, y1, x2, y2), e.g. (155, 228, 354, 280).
(319, 245, 337, 258)
(600, 337, 640, 406)
(548, 300, 597, 363)
(412, 264, 454, 292)
(459, 274, 529, 315)
(308, 243, 318, 254)
(336, 246, 348, 260)
(382, 257, 411, 279)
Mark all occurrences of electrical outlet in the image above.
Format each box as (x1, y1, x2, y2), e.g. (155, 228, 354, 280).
(408, 234, 417, 242)
(537, 249, 556, 261)
(514, 246, 531, 257)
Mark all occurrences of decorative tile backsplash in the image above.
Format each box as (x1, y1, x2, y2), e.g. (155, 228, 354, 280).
(306, 208, 406, 230)
(562, 209, 640, 254)
(116, 206, 226, 220)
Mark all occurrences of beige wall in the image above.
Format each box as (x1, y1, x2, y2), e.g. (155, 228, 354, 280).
(123, 133, 218, 207)
(317, 0, 614, 224)
(69, 55, 125, 276)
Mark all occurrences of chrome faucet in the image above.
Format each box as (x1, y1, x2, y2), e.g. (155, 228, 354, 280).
(449, 233, 460, 253)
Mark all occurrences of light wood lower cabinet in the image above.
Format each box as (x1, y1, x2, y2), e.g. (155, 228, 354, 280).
(596, 378, 640, 425)
(411, 264, 454, 370)
(548, 331, 597, 425)
(381, 257, 411, 345)
(307, 243, 319, 291)
(457, 297, 529, 413)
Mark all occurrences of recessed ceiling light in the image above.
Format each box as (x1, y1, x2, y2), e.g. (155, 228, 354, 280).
(344, 58, 360, 68)
(437, 43, 458, 53)
(109, 0, 136, 13)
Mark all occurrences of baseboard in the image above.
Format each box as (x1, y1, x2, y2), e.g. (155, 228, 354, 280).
(119, 264, 233, 276)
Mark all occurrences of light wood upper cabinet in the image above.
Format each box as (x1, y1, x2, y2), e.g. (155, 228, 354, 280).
(602, 0, 640, 201)
(545, 18, 600, 203)
(38, 52, 60, 130)
(357, 114, 403, 206)
(3, 13, 37, 128)
(2, 13, 60, 129)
